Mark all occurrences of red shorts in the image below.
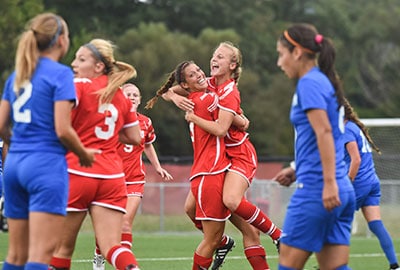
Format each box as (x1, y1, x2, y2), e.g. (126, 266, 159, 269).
(126, 183, 144, 198)
(226, 140, 257, 185)
(191, 173, 230, 221)
(67, 173, 127, 213)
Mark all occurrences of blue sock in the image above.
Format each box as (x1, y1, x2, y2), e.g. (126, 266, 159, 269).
(368, 220, 398, 265)
(2, 262, 24, 270)
(278, 265, 297, 270)
(335, 265, 351, 270)
(24, 262, 48, 270)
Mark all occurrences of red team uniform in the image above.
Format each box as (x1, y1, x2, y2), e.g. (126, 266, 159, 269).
(207, 77, 257, 184)
(188, 90, 231, 221)
(118, 113, 156, 197)
(66, 75, 139, 212)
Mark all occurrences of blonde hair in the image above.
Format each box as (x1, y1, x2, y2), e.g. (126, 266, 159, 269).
(14, 13, 66, 94)
(217, 41, 242, 83)
(85, 39, 137, 104)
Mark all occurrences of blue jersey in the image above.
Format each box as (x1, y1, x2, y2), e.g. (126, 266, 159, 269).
(343, 121, 377, 186)
(2, 57, 76, 154)
(290, 67, 351, 195)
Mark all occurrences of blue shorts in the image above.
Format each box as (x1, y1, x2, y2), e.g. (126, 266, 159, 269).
(354, 180, 380, 210)
(281, 189, 355, 252)
(3, 152, 69, 218)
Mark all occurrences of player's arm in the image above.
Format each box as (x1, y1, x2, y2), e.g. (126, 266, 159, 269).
(162, 85, 194, 111)
(55, 100, 99, 167)
(232, 113, 250, 131)
(119, 124, 141, 146)
(144, 144, 173, 181)
(185, 109, 234, 137)
(0, 100, 12, 146)
(345, 141, 361, 181)
(307, 108, 340, 211)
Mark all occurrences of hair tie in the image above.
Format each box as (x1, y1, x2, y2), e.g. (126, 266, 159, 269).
(315, 34, 324, 45)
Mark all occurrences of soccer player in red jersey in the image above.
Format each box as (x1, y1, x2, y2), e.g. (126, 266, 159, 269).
(151, 42, 280, 270)
(92, 83, 173, 270)
(150, 61, 231, 270)
(50, 39, 142, 270)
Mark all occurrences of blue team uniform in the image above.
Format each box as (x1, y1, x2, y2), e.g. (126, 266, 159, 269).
(343, 121, 380, 210)
(0, 139, 3, 196)
(282, 67, 355, 252)
(2, 57, 76, 218)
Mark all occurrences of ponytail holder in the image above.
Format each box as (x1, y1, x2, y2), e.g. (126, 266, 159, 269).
(315, 34, 324, 45)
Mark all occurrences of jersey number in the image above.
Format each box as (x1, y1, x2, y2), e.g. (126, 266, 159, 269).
(95, 104, 118, 140)
(13, 81, 32, 123)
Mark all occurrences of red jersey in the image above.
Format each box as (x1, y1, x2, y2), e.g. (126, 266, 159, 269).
(187, 90, 230, 180)
(117, 113, 156, 183)
(67, 75, 139, 178)
(207, 77, 249, 147)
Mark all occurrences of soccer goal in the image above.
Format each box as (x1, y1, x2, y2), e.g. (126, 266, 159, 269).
(360, 118, 400, 181)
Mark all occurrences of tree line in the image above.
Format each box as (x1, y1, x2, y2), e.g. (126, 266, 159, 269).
(1, 0, 399, 158)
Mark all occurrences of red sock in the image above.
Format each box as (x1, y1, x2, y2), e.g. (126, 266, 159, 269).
(244, 245, 269, 270)
(218, 235, 228, 248)
(234, 199, 281, 240)
(106, 245, 139, 269)
(50, 257, 71, 270)
(95, 239, 101, 255)
(121, 232, 133, 249)
(192, 252, 212, 270)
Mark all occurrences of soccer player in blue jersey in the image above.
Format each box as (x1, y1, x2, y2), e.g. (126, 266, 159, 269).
(0, 13, 97, 270)
(343, 99, 399, 270)
(273, 23, 356, 270)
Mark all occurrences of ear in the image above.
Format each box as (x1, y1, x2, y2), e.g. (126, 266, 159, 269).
(229, 62, 237, 71)
(94, 62, 106, 73)
(292, 47, 304, 60)
(180, 82, 189, 90)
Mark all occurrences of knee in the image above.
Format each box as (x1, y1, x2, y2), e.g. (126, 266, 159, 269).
(223, 195, 240, 211)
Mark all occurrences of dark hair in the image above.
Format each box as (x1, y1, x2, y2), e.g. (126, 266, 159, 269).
(344, 98, 380, 154)
(145, 61, 193, 109)
(279, 23, 345, 109)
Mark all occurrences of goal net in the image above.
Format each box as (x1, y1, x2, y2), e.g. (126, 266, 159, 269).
(361, 118, 400, 180)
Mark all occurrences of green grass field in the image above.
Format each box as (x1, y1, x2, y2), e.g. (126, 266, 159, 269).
(0, 221, 399, 270)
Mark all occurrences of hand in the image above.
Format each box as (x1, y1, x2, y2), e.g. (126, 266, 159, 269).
(171, 95, 194, 112)
(185, 110, 195, 122)
(322, 180, 341, 211)
(79, 148, 101, 167)
(157, 168, 173, 181)
(238, 114, 250, 131)
(273, 166, 296, 187)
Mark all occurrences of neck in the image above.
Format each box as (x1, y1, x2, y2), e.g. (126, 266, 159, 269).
(298, 60, 317, 78)
(213, 73, 231, 86)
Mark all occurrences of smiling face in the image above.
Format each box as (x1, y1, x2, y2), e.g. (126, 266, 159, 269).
(123, 84, 141, 111)
(210, 45, 236, 81)
(71, 46, 104, 78)
(180, 63, 208, 92)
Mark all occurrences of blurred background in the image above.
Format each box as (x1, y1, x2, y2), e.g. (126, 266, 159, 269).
(1, 0, 400, 158)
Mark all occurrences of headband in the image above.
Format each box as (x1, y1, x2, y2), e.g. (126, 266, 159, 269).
(283, 30, 315, 54)
(47, 16, 63, 49)
(84, 43, 107, 64)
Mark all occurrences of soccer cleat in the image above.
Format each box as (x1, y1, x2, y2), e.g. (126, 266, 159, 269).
(273, 238, 280, 253)
(211, 236, 235, 270)
(93, 251, 106, 270)
(390, 263, 400, 270)
(125, 264, 140, 270)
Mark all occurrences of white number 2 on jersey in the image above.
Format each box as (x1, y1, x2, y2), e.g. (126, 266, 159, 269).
(95, 103, 118, 140)
(13, 81, 32, 123)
